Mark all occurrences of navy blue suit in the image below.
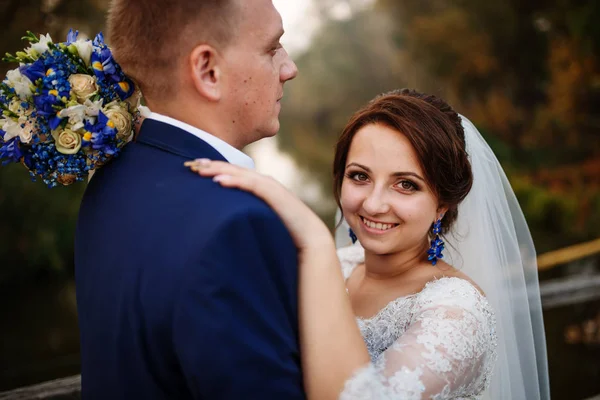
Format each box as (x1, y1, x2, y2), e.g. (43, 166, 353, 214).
(75, 119, 305, 399)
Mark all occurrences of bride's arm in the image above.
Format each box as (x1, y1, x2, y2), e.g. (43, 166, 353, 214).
(185, 159, 370, 400)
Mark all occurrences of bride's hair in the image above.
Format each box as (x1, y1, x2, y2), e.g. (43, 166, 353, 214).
(333, 89, 473, 233)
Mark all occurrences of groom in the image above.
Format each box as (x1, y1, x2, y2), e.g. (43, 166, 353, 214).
(74, 1, 302, 399)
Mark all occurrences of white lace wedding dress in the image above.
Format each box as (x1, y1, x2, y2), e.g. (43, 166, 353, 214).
(337, 244, 498, 399)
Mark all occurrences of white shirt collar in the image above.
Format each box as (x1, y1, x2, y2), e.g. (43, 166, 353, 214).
(146, 112, 255, 169)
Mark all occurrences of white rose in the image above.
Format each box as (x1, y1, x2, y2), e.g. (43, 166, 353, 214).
(72, 39, 93, 66)
(103, 102, 132, 140)
(1, 116, 34, 144)
(69, 74, 98, 102)
(6, 69, 33, 99)
(54, 128, 82, 154)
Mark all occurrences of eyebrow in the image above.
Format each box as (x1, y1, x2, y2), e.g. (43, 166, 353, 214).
(346, 162, 426, 182)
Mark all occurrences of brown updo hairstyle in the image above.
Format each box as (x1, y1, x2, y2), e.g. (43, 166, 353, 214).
(333, 89, 473, 233)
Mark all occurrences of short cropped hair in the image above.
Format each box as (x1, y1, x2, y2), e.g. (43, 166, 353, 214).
(107, 0, 239, 100)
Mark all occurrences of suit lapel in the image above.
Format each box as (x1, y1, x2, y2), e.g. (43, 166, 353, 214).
(135, 119, 228, 162)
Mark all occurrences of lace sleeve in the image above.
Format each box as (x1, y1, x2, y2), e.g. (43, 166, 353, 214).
(340, 279, 497, 399)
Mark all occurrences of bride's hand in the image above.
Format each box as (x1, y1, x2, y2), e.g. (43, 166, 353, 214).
(185, 159, 334, 251)
(187, 160, 370, 400)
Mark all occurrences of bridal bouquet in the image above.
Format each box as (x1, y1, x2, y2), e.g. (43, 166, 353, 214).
(0, 30, 141, 186)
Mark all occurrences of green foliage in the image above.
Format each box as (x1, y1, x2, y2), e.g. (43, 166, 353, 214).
(278, 0, 600, 252)
(1, 0, 598, 284)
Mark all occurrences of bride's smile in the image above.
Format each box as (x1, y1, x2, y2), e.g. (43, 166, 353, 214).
(340, 123, 445, 255)
(359, 216, 399, 232)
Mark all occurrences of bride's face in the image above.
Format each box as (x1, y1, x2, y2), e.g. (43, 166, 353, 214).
(340, 123, 444, 255)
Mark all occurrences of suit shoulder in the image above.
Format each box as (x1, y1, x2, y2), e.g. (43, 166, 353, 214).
(185, 177, 281, 221)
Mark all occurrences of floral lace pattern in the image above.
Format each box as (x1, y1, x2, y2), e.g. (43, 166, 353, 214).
(337, 244, 498, 399)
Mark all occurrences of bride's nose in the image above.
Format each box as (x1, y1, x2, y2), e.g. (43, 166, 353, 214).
(362, 186, 391, 216)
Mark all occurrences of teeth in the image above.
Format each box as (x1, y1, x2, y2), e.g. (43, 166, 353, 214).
(361, 217, 396, 231)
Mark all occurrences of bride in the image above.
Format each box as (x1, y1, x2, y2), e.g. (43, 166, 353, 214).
(186, 89, 550, 399)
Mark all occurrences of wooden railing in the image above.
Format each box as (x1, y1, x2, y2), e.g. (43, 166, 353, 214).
(538, 238, 600, 271)
(0, 375, 80, 399)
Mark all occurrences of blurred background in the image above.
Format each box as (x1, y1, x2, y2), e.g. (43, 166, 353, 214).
(1, 0, 599, 398)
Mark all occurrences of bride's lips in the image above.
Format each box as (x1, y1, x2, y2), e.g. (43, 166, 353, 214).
(359, 216, 399, 235)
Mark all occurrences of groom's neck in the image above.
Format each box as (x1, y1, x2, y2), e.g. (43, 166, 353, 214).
(147, 99, 247, 150)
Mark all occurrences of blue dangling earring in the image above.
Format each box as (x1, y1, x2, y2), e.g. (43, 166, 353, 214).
(349, 228, 358, 244)
(427, 219, 445, 266)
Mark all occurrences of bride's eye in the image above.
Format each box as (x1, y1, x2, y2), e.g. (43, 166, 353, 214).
(346, 171, 369, 182)
(396, 180, 418, 192)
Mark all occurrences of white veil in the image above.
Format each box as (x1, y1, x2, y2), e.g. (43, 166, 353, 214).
(335, 115, 550, 399)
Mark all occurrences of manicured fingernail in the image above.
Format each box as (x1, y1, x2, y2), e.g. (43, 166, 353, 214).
(213, 175, 231, 183)
(194, 158, 211, 166)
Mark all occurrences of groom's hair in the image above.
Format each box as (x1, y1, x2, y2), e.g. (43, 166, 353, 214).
(107, 0, 239, 101)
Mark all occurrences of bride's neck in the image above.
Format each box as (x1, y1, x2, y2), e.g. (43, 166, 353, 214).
(363, 241, 428, 280)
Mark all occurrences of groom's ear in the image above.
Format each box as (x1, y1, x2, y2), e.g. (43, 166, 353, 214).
(189, 45, 222, 102)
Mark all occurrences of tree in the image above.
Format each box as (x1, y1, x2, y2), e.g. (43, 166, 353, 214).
(277, 0, 600, 251)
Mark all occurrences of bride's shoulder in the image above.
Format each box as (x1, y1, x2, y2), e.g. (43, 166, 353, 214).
(415, 277, 493, 317)
(336, 243, 365, 280)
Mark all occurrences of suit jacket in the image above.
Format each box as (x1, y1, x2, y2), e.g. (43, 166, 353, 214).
(75, 119, 305, 399)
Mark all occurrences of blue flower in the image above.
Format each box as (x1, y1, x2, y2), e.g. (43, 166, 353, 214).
(19, 58, 46, 82)
(33, 94, 59, 116)
(91, 47, 119, 81)
(0, 137, 23, 164)
(83, 111, 119, 155)
(33, 94, 63, 130)
(114, 78, 135, 100)
(66, 29, 79, 45)
(1, 29, 138, 186)
(93, 32, 105, 47)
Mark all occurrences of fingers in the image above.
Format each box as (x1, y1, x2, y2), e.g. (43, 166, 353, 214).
(183, 159, 331, 250)
(184, 159, 241, 177)
(184, 159, 262, 193)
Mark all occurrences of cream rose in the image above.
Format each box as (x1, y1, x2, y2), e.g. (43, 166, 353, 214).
(69, 74, 98, 102)
(18, 117, 35, 144)
(9, 100, 33, 116)
(103, 102, 133, 140)
(1, 117, 34, 144)
(124, 87, 142, 111)
(55, 128, 82, 154)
